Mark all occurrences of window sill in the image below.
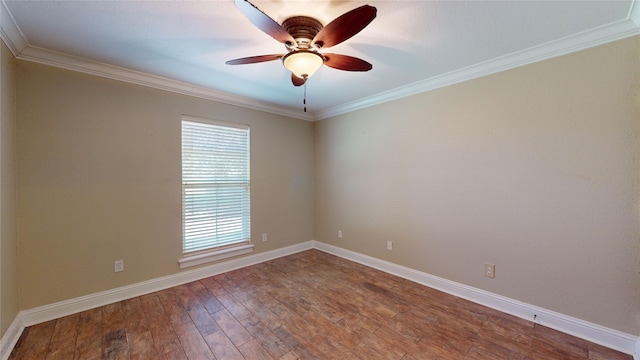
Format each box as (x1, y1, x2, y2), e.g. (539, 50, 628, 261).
(178, 244, 254, 269)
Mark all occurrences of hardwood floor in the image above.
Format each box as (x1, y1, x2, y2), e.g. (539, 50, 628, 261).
(9, 249, 632, 359)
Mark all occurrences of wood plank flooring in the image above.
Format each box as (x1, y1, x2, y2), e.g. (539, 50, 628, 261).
(8, 249, 632, 359)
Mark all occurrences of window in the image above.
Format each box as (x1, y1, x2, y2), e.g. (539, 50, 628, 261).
(180, 116, 252, 267)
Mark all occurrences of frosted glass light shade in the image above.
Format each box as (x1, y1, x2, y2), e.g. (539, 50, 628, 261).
(283, 51, 324, 79)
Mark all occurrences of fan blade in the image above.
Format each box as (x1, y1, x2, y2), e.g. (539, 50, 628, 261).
(291, 73, 306, 87)
(234, 0, 296, 45)
(323, 54, 372, 71)
(312, 5, 376, 49)
(226, 54, 283, 65)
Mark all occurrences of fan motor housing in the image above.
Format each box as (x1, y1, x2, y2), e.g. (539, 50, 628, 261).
(282, 16, 323, 49)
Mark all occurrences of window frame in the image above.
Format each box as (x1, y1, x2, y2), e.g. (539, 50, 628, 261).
(179, 115, 253, 268)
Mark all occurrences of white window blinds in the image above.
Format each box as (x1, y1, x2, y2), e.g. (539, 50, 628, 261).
(182, 117, 250, 254)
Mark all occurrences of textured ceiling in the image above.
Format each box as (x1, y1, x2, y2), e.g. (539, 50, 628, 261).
(1, 0, 639, 120)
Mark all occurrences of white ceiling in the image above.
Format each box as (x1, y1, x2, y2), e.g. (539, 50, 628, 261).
(1, 1, 639, 120)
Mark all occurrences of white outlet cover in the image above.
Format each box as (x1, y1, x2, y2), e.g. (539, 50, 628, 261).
(484, 263, 495, 278)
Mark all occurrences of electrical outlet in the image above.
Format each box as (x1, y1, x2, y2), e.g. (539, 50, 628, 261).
(387, 241, 393, 251)
(338, 230, 343, 239)
(484, 263, 495, 278)
(114, 260, 124, 273)
(262, 233, 268, 242)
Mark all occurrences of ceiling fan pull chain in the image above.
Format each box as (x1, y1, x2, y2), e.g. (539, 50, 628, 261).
(303, 77, 308, 112)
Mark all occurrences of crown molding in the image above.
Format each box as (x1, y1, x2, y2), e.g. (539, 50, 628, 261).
(16, 46, 314, 121)
(0, 1, 27, 56)
(1, 0, 638, 122)
(315, 17, 640, 120)
(0, 0, 313, 121)
(630, 0, 640, 27)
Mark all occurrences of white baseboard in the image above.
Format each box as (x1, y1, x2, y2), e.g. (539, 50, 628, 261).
(0, 240, 313, 360)
(311, 241, 639, 358)
(2, 239, 638, 359)
(0, 313, 24, 360)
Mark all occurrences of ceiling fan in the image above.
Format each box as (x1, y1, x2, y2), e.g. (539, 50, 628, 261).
(226, 0, 377, 88)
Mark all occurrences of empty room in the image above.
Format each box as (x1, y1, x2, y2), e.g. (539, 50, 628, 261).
(1, 1, 639, 359)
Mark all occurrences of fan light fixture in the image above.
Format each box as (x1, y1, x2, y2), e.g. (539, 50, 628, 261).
(283, 50, 324, 79)
(227, 0, 377, 112)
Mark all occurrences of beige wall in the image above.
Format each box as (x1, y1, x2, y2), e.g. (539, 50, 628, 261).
(5, 33, 640, 338)
(1, 41, 19, 337)
(314, 36, 640, 334)
(16, 61, 314, 309)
